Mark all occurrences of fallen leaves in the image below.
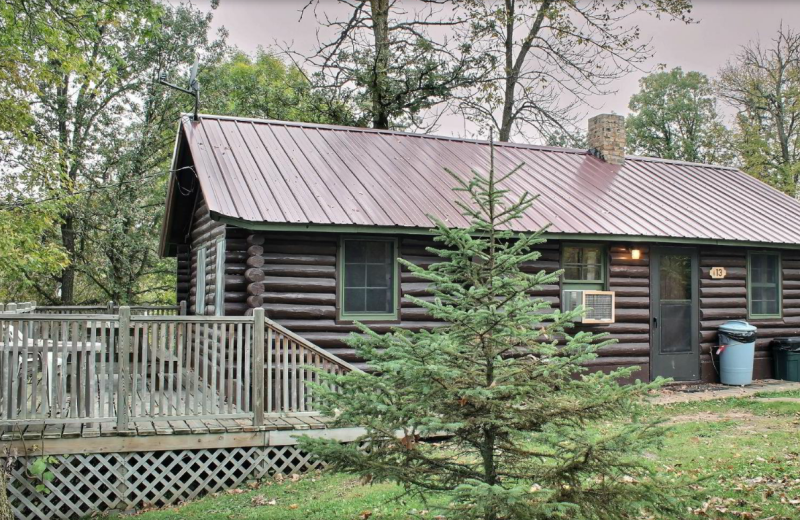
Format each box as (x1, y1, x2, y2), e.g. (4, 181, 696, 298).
(251, 495, 276, 506)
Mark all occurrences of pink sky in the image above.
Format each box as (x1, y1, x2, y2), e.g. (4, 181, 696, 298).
(194, 0, 800, 140)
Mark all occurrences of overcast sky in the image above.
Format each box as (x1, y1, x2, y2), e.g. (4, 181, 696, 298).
(193, 0, 800, 140)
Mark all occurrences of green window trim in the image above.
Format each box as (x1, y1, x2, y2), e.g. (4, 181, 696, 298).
(561, 244, 607, 291)
(338, 237, 399, 321)
(747, 251, 782, 319)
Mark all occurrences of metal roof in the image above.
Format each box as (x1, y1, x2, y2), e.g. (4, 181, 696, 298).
(165, 114, 800, 248)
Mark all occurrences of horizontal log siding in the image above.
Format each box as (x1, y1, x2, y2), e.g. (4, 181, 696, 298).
(576, 245, 650, 383)
(699, 247, 800, 382)
(215, 228, 797, 382)
(176, 244, 190, 305)
(232, 232, 650, 375)
(189, 197, 225, 316)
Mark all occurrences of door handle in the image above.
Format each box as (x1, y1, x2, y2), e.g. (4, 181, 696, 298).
(653, 316, 658, 329)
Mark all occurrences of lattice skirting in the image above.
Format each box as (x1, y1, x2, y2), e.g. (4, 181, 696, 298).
(3, 445, 325, 520)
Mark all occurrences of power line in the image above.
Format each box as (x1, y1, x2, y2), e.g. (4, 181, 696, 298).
(0, 166, 195, 210)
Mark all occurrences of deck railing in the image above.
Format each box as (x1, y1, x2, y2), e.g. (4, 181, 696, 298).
(34, 302, 183, 316)
(0, 305, 356, 431)
(264, 317, 359, 415)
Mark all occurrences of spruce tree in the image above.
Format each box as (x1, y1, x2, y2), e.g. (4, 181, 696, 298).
(300, 143, 680, 520)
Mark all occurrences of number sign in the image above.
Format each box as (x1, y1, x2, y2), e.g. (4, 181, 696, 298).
(710, 267, 727, 279)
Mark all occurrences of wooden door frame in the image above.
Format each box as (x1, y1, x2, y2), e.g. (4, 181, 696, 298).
(649, 246, 701, 382)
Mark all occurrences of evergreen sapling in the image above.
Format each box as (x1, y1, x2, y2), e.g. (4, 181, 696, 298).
(300, 143, 679, 520)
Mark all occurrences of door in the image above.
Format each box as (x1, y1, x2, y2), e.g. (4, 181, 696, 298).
(651, 247, 699, 381)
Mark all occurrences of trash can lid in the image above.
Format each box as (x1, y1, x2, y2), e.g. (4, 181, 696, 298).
(773, 337, 800, 344)
(772, 337, 800, 351)
(719, 320, 757, 333)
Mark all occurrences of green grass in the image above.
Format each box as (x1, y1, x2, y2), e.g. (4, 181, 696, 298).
(133, 397, 800, 520)
(753, 388, 800, 399)
(130, 473, 439, 520)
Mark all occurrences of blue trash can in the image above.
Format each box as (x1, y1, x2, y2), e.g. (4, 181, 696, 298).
(718, 320, 757, 386)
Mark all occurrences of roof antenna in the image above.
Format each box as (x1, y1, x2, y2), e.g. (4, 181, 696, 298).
(157, 54, 200, 121)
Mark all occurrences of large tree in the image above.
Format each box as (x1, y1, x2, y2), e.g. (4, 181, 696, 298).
(296, 0, 475, 131)
(718, 25, 800, 195)
(301, 146, 678, 520)
(2, 1, 224, 304)
(626, 67, 734, 165)
(202, 49, 359, 126)
(452, 0, 693, 142)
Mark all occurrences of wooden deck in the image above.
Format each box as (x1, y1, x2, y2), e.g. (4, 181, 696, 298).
(2, 413, 334, 441)
(0, 304, 362, 520)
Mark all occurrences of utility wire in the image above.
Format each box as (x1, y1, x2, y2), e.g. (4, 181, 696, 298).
(0, 166, 196, 210)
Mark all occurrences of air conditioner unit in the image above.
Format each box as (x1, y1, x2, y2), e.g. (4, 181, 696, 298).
(561, 290, 616, 324)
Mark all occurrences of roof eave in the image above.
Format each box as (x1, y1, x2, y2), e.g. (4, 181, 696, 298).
(213, 214, 800, 250)
(158, 122, 188, 257)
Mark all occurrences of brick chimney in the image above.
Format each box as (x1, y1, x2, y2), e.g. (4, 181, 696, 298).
(588, 114, 625, 165)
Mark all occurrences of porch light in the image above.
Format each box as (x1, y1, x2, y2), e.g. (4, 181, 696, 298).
(630, 246, 642, 260)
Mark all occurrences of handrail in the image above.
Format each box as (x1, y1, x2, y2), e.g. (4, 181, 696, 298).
(264, 316, 362, 373)
(0, 302, 36, 313)
(0, 305, 358, 428)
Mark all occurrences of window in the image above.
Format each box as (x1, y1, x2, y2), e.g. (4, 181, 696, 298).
(196, 248, 206, 315)
(340, 238, 398, 320)
(562, 245, 606, 290)
(214, 239, 226, 316)
(748, 252, 781, 318)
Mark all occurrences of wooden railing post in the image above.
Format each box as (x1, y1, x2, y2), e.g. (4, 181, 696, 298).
(252, 308, 265, 427)
(117, 306, 131, 432)
(106, 301, 115, 314)
(179, 300, 187, 316)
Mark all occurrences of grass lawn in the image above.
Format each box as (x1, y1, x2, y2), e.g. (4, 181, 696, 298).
(133, 394, 800, 520)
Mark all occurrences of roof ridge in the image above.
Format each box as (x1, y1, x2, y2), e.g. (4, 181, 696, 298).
(189, 113, 739, 171)
(190, 113, 588, 155)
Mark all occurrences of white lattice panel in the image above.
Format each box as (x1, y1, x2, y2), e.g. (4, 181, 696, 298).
(3, 445, 325, 520)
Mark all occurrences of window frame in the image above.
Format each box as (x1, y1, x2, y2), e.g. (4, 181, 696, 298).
(747, 250, 782, 319)
(214, 238, 226, 316)
(561, 243, 608, 290)
(337, 236, 400, 322)
(196, 247, 206, 316)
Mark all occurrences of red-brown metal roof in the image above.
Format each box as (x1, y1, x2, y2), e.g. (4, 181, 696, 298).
(169, 114, 800, 247)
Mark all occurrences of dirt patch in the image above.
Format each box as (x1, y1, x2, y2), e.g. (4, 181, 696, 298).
(666, 410, 755, 425)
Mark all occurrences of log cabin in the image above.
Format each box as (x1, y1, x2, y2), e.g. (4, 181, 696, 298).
(159, 113, 800, 383)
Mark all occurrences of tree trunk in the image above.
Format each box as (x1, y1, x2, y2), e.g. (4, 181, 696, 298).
(59, 215, 76, 304)
(370, 0, 391, 129)
(499, 0, 516, 142)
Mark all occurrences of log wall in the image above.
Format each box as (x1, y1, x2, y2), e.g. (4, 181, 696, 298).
(579, 244, 651, 382)
(211, 226, 796, 381)
(222, 231, 652, 375)
(698, 247, 800, 382)
(176, 245, 190, 305)
(188, 197, 225, 315)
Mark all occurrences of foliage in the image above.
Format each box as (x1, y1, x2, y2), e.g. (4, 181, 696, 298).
(0, 204, 69, 301)
(202, 49, 358, 126)
(28, 456, 59, 495)
(717, 25, 800, 196)
(296, 0, 475, 130)
(451, 0, 694, 142)
(626, 67, 735, 165)
(300, 146, 676, 520)
(0, 0, 224, 304)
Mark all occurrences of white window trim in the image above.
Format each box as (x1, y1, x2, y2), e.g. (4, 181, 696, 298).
(214, 239, 226, 316)
(196, 248, 206, 315)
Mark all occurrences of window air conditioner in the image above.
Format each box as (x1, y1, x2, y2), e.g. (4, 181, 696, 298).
(561, 290, 616, 324)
